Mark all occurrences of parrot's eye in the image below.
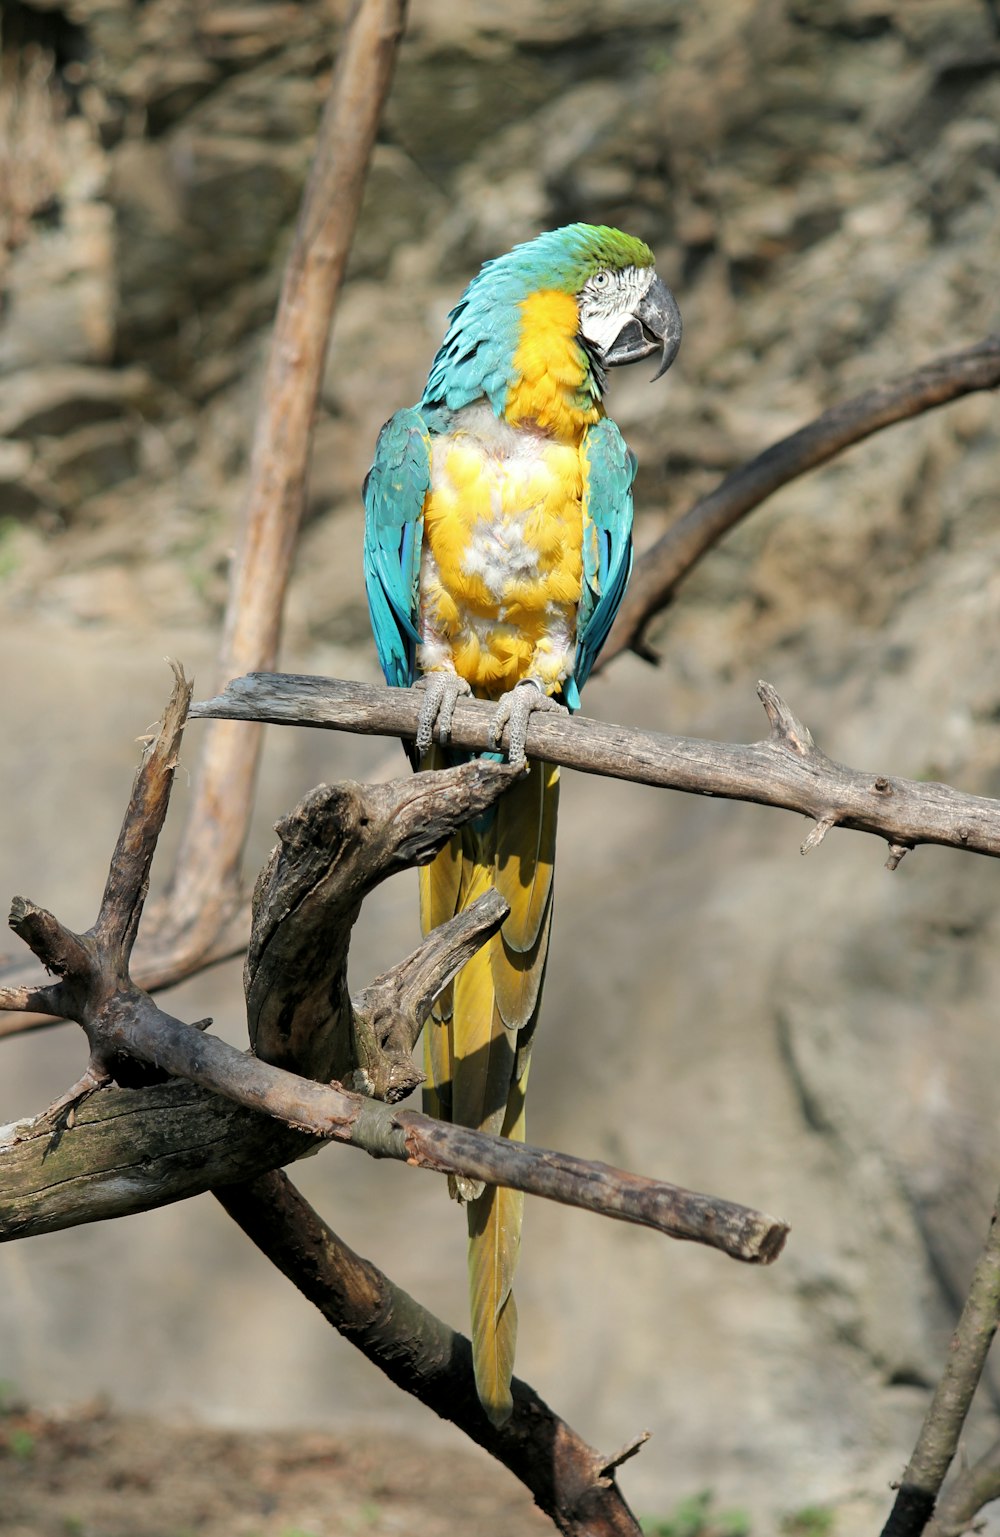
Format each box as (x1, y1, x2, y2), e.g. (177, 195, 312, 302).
(592, 270, 611, 290)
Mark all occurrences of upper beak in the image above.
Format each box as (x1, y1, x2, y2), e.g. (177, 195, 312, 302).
(603, 274, 683, 381)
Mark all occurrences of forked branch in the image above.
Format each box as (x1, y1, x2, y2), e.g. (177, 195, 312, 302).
(0, 672, 787, 1266)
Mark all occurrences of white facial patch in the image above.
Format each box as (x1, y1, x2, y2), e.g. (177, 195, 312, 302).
(577, 265, 656, 356)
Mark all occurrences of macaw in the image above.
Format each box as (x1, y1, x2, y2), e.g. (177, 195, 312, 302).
(363, 223, 681, 1426)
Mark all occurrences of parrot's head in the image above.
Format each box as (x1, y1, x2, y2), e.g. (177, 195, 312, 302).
(422, 223, 681, 421)
(539, 223, 683, 383)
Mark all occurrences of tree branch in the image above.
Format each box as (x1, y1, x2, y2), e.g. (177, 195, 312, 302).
(880, 1190, 1000, 1537)
(0, 676, 787, 1264)
(924, 1434, 1000, 1537)
(600, 334, 1000, 666)
(0, 983, 787, 1262)
(192, 673, 1000, 862)
(142, 0, 410, 974)
(215, 1170, 645, 1537)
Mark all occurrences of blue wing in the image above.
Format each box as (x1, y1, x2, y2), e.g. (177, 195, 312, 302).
(363, 407, 432, 689)
(566, 416, 636, 709)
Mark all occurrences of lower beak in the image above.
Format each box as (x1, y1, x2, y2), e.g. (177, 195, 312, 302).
(603, 274, 683, 381)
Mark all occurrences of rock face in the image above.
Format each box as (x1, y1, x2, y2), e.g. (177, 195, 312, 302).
(2, 1, 1000, 1530)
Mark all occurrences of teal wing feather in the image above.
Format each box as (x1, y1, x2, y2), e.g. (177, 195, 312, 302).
(363, 407, 432, 689)
(568, 416, 636, 709)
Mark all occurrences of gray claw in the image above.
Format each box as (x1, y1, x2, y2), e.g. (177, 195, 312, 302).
(415, 672, 472, 755)
(489, 679, 565, 768)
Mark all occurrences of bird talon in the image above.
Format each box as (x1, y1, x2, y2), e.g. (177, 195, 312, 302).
(415, 672, 472, 755)
(489, 679, 565, 768)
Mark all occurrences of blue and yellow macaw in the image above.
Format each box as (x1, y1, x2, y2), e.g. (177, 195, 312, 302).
(363, 223, 681, 1425)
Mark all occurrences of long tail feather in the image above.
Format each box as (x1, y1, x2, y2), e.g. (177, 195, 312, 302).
(420, 753, 558, 1426)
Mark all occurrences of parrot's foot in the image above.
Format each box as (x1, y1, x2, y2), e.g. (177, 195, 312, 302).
(415, 671, 472, 755)
(489, 679, 566, 769)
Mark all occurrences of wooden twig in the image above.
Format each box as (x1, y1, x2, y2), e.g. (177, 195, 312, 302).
(880, 1192, 1000, 1537)
(192, 673, 1000, 862)
(148, 0, 409, 972)
(215, 1169, 645, 1537)
(600, 335, 1000, 667)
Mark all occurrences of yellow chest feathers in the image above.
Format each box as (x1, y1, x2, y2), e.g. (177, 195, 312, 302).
(504, 290, 602, 441)
(419, 429, 585, 695)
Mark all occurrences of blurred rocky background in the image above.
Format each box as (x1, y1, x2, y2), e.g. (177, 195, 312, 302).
(2, 0, 1000, 1532)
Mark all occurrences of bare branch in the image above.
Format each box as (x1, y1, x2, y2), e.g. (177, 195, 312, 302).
(1, 1081, 315, 1238)
(600, 334, 1000, 666)
(192, 673, 1000, 862)
(149, 0, 410, 972)
(93, 661, 192, 961)
(0, 672, 785, 1263)
(350, 888, 509, 1101)
(244, 763, 519, 1082)
(215, 1170, 645, 1537)
(925, 1435, 1000, 1537)
(880, 1191, 1000, 1537)
(0, 985, 787, 1262)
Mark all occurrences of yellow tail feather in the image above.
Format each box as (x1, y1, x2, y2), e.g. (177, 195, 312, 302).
(420, 754, 558, 1425)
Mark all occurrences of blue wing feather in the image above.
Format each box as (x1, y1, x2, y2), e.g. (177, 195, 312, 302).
(363, 407, 432, 688)
(567, 417, 636, 709)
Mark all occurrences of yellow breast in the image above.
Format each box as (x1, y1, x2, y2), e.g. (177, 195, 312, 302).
(420, 431, 585, 697)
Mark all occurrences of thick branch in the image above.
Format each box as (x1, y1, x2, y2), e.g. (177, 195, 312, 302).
(244, 763, 518, 1081)
(216, 1170, 644, 1537)
(601, 334, 1000, 665)
(880, 1192, 1000, 1537)
(1, 1081, 315, 1238)
(193, 674, 1000, 862)
(153, 0, 408, 969)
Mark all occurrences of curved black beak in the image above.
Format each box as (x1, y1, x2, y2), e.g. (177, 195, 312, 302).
(603, 274, 682, 381)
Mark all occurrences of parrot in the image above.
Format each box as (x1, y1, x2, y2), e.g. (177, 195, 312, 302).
(363, 223, 681, 1426)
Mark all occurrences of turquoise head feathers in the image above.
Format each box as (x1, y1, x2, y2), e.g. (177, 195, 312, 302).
(421, 223, 671, 418)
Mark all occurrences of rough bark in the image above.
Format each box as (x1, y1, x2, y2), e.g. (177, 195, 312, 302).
(192, 674, 1000, 863)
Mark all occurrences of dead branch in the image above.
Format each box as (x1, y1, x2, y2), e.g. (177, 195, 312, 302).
(880, 1191, 1000, 1537)
(242, 768, 517, 1085)
(600, 334, 1000, 666)
(0, 973, 787, 1262)
(0, 673, 787, 1264)
(143, 0, 409, 975)
(192, 673, 1000, 862)
(216, 1169, 645, 1537)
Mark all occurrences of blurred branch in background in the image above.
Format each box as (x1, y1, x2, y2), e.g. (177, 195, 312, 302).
(149, 0, 409, 970)
(881, 1190, 1000, 1537)
(601, 335, 1000, 668)
(0, 0, 409, 1022)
